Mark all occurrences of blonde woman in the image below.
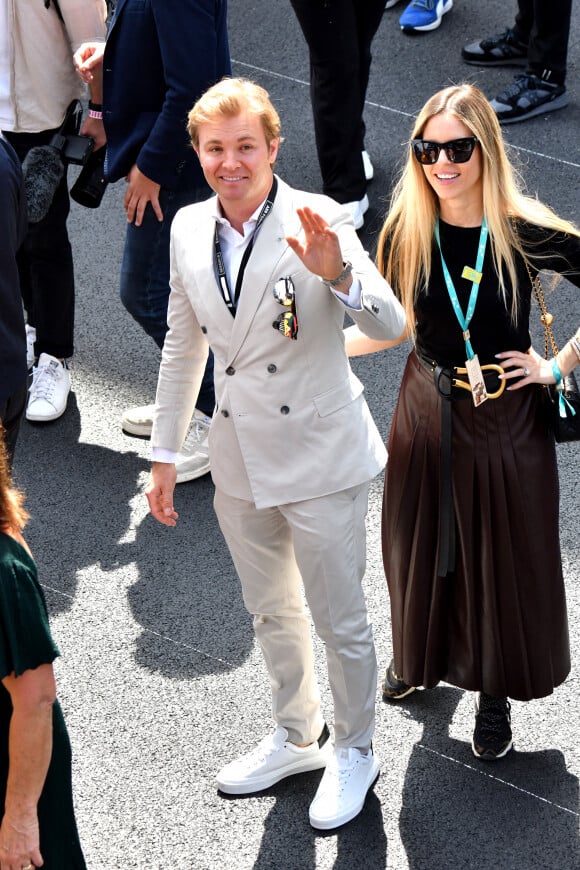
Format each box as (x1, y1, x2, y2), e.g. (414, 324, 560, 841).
(0, 427, 86, 869)
(347, 83, 580, 759)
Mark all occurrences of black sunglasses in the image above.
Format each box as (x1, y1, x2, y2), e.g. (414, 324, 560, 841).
(411, 137, 478, 165)
(272, 276, 298, 340)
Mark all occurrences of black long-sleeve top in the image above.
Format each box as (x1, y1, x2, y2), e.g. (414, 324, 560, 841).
(415, 219, 580, 367)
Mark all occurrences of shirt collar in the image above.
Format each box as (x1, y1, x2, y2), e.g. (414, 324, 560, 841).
(211, 196, 268, 240)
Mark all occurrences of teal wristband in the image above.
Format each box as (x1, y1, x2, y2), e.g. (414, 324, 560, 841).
(550, 358, 563, 386)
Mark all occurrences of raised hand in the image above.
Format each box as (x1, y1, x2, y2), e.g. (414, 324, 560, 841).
(286, 207, 346, 284)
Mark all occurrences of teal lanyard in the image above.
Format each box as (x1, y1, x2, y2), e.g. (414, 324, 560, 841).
(434, 217, 488, 361)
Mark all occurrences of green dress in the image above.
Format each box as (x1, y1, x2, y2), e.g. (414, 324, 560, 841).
(0, 532, 86, 869)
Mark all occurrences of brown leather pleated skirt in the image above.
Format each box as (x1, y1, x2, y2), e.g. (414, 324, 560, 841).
(382, 350, 570, 701)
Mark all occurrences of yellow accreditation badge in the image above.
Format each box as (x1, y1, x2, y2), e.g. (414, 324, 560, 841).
(461, 266, 482, 284)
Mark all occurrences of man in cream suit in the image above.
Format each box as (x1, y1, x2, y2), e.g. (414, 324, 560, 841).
(146, 78, 406, 831)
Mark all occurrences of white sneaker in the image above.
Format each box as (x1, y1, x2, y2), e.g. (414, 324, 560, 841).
(216, 724, 332, 795)
(25, 324, 36, 370)
(344, 194, 369, 231)
(362, 150, 374, 181)
(309, 746, 380, 830)
(175, 410, 211, 483)
(121, 404, 156, 437)
(26, 353, 71, 422)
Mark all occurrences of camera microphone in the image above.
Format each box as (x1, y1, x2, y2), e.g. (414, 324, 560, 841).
(21, 144, 64, 223)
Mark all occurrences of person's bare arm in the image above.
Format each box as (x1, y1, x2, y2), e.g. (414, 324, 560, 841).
(0, 663, 57, 870)
(344, 324, 409, 356)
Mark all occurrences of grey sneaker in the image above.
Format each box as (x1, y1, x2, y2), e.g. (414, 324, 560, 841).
(462, 28, 528, 67)
(490, 74, 568, 124)
(175, 410, 211, 483)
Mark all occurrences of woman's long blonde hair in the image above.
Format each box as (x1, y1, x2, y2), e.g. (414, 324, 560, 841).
(0, 427, 28, 533)
(377, 83, 579, 335)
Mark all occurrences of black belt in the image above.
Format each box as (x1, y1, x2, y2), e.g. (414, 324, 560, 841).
(416, 351, 506, 577)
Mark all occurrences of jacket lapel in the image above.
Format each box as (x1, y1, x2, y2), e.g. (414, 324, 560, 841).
(227, 179, 300, 362)
(107, 0, 127, 29)
(190, 199, 239, 342)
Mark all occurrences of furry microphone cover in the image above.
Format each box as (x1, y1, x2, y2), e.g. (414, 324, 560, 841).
(21, 145, 64, 223)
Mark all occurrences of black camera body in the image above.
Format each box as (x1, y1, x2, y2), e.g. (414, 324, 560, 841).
(70, 146, 108, 208)
(50, 131, 94, 165)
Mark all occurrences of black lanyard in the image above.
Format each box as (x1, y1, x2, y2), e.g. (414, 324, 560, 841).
(214, 177, 278, 316)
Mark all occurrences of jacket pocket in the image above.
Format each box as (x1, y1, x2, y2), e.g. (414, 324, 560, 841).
(313, 377, 364, 418)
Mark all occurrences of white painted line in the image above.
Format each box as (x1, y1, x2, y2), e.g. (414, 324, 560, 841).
(418, 743, 580, 817)
(232, 59, 580, 169)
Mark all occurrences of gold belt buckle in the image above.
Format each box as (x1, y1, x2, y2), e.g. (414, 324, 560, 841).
(453, 364, 506, 399)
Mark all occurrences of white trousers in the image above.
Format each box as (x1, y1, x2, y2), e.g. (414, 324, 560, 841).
(214, 482, 376, 751)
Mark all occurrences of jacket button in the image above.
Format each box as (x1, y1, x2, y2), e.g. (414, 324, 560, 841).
(280, 405, 290, 415)
(201, 326, 208, 334)
(221, 409, 229, 418)
(226, 366, 235, 375)
(267, 364, 277, 373)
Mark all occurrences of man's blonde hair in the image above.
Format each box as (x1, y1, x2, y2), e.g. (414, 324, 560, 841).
(188, 77, 281, 148)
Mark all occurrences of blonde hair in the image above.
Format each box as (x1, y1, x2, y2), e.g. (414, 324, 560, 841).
(377, 83, 580, 335)
(0, 427, 29, 533)
(188, 77, 281, 148)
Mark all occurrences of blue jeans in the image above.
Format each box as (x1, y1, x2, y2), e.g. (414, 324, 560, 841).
(120, 185, 215, 416)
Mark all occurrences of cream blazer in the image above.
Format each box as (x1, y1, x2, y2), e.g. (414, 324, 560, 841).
(7, 0, 107, 133)
(152, 176, 406, 509)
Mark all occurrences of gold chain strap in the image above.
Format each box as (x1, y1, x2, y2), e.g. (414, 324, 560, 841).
(521, 253, 559, 361)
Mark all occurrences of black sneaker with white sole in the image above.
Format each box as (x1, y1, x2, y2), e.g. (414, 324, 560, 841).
(462, 28, 528, 67)
(472, 693, 513, 760)
(490, 74, 568, 124)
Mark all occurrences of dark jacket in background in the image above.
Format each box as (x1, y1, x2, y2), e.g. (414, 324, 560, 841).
(102, 0, 231, 190)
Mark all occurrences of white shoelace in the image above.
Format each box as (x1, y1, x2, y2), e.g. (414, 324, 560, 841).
(238, 729, 286, 769)
(30, 359, 64, 402)
(182, 418, 210, 451)
(322, 748, 364, 794)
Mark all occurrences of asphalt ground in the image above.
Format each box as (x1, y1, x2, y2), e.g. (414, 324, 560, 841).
(11, 1, 580, 868)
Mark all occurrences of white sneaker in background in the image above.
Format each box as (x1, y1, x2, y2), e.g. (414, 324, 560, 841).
(175, 410, 211, 483)
(26, 353, 71, 422)
(121, 403, 156, 437)
(25, 324, 36, 370)
(362, 150, 374, 181)
(343, 194, 369, 231)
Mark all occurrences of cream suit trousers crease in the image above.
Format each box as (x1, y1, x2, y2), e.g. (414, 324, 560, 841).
(214, 482, 377, 751)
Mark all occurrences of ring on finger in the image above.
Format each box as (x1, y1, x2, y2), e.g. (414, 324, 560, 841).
(523, 367, 530, 376)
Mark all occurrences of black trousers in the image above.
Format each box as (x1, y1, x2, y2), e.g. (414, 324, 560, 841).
(0, 381, 28, 466)
(514, 0, 572, 81)
(4, 129, 75, 360)
(290, 0, 385, 203)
